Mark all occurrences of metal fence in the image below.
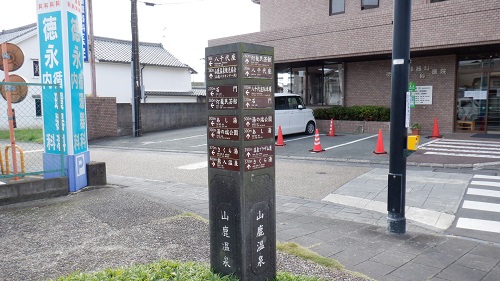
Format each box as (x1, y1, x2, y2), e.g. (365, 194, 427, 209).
(0, 81, 64, 181)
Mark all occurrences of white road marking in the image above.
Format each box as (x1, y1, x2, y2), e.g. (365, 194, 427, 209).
(324, 134, 378, 150)
(470, 181, 500, 188)
(462, 200, 500, 213)
(456, 218, 500, 234)
(422, 144, 500, 151)
(467, 188, 500, 198)
(425, 143, 500, 149)
(438, 139, 500, 145)
(421, 147, 500, 154)
(473, 175, 500, 180)
(418, 138, 441, 148)
(321, 194, 454, 230)
(177, 161, 207, 170)
(281, 135, 315, 143)
(141, 134, 206, 145)
(423, 151, 500, 159)
(190, 144, 207, 148)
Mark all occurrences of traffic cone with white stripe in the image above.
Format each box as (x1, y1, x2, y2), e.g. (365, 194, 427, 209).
(310, 129, 325, 153)
(428, 117, 443, 139)
(327, 119, 336, 137)
(373, 129, 387, 155)
(276, 126, 286, 146)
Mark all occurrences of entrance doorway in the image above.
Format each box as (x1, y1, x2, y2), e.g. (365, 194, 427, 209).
(456, 57, 500, 133)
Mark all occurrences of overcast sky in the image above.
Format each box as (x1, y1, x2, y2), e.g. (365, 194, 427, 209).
(1, 0, 261, 81)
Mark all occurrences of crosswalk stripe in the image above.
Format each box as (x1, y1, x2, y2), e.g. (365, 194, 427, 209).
(422, 144, 500, 151)
(440, 139, 500, 145)
(470, 181, 500, 188)
(456, 218, 500, 234)
(430, 142, 500, 148)
(462, 200, 500, 213)
(473, 175, 500, 180)
(420, 147, 500, 154)
(467, 188, 500, 198)
(424, 151, 500, 159)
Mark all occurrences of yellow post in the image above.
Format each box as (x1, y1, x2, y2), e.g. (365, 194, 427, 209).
(5, 145, 24, 175)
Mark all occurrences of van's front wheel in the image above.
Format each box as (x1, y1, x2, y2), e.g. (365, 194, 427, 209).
(305, 121, 315, 135)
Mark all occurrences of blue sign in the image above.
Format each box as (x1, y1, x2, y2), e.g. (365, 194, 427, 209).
(67, 12, 87, 154)
(38, 11, 68, 155)
(81, 0, 88, 62)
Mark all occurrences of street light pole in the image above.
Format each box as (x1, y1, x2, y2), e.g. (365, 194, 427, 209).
(131, 0, 142, 137)
(387, 0, 412, 234)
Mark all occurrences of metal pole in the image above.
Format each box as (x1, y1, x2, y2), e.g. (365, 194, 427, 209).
(131, 0, 141, 137)
(87, 0, 97, 97)
(387, 0, 412, 234)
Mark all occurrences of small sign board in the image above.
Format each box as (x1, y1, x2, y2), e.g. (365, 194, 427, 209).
(243, 85, 273, 109)
(243, 115, 273, 141)
(207, 53, 238, 80)
(244, 144, 274, 171)
(242, 53, 273, 79)
(413, 86, 433, 105)
(207, 85, 239, 110)
(209, 145, 240, 171)
(208, 116, 239, 141)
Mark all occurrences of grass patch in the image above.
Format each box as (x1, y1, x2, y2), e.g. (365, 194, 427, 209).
(277, 242, 344, 270)
(0, 128, 43, 143)
(51, 260, 328, 281)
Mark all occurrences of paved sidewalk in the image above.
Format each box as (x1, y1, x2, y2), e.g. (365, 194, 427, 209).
(1, 171, 500, 281)
(113, 174, 500, 281)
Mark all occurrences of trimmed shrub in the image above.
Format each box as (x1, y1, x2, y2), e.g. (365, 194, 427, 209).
(314, 106, 390, 122)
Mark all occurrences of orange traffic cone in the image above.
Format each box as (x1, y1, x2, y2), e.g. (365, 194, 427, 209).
(276, 126, 286, 146)
(327, 119, 336, 137)
(428, 117, 442, 138)
(310, 129, 325, 153)
(373, 129, 387, 155)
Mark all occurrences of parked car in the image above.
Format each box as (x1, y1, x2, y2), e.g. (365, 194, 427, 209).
(275, 93, 316, 136)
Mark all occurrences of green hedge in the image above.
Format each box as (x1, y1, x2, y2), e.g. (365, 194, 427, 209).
(314, 106, 390, 122)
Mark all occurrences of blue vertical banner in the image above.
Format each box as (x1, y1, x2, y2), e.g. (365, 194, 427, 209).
(81, 0, 88, 62)
(37, 0, 90, 192)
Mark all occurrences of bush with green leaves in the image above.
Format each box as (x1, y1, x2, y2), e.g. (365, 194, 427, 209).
(314, 106, 390, 122)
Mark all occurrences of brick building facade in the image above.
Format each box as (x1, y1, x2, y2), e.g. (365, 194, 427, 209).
(209, 0, 500, 134)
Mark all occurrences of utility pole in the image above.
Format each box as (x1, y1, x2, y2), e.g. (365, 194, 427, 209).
(88, 0, 97, 97)
(131, 0, 142, 137)
(387, 0, 412, 234)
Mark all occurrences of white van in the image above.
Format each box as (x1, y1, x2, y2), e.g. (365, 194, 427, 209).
(275, 93, 316, 136)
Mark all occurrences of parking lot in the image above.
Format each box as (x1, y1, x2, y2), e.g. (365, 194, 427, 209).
(89, 126, 500, 169)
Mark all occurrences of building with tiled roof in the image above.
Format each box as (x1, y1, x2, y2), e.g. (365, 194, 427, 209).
(0, 23, 203, 104)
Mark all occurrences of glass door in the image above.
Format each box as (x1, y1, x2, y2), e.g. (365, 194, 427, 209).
(486, 58, 500, 133)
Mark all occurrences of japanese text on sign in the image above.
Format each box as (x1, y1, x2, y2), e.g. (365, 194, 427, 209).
(208, 85, 239, 110)
(242, 53, 273, 79)
(244, 145, 274, 171)
(251, 202, 270, 273)
(207, 53, 238, 80)
(243, 85, 273, 109)
(243, 115, 273, 141)
(208, 116, 239, 141)
(209, 145, 240, 171)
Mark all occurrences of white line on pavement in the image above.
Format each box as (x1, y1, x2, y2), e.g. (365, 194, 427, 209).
(420, 147, 500, 154)
(438, 139, 500, 145)
(423, 151, 500, 159)
(467, 188, 500, 198)
(470, 181, 500, 188)
(281, 135, 315, 143)
(456, 218, 500, 234)
(422, 144, 500, 151)
(190, 144, 207, 148)
(418, 138, 441, 148)
(324, 134, 378, 150)
(462, 200, 500, 213)
(321, 194, 455, 230)
(177, 161, 207, 170)
(141, 134, 207, 145)
(473, 175, 500, 180)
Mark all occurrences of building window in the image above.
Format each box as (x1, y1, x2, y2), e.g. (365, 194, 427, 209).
(33, 60, 40, 77)
(35, 98, 42, 117)
(330, 0, 345, 15)
(361, 0, 379, 10)
(430, 0, 448, 3)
